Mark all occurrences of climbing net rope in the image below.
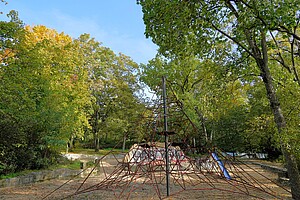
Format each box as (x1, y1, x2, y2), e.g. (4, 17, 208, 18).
(42, 79, 291, 200)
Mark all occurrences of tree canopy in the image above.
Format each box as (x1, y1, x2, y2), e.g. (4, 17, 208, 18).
(2, 3, 300, 198)
(138, 0, 300, 198)
(0, 11, 146, 174)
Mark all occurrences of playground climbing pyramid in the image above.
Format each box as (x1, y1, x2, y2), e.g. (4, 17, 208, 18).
(44, 144, 291, 200)
(43, 77, 291, 199)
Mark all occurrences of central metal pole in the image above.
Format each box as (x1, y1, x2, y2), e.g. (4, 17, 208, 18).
(162, 76, 170, 196)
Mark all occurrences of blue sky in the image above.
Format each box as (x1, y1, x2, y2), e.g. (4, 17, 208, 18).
(0, 0, 157, 64)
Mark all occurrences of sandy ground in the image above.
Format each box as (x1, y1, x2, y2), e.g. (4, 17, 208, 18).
(0, 159, 293, 200)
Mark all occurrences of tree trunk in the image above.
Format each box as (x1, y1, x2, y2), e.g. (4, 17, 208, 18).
(94, 132, 100, 152)
(122, 134, 126, 152)
(260, 61, 300, 198)
(251, 31, 300, 199)
(93, 110, 100, 152)
(69, 135, 74, 152)
(66, 143, 69, 154)
(195, 107, 208, 142)
(210, 130, 213, 142)
(283, 148, 300, 200)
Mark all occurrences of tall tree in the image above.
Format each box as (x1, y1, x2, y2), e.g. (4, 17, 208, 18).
(22, 25, 92, 148)
(140, 54, 248, 149)
(138, 0, 300, 197)
(0, 10, 27, 174)
(0, 13, 91, 173)
(77, 34, 144, 151)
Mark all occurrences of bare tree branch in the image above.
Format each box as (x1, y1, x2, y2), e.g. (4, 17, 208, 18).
(269, 31, 292, 73)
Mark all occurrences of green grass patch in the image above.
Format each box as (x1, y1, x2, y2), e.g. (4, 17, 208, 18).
(65, 148, 127, 155)
(1, 148, 127, 180)
(48, 160, 82, 170)
(49, 159, 95, 170)
(0, 171, 27, 179)
(0, 158, 86, 180)
(99, 148, 128, 155)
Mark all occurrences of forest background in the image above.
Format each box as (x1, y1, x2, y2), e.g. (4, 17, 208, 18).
(1, 0, 300, 198)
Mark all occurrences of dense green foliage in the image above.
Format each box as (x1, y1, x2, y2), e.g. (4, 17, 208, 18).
(138, 0, 300, 152)
(1, 4, 300, 197)
(0, 12, 146, 175)
(138, 0, 300, 197)
(0, 12, 90, 174)
(140, 53, 278, 155)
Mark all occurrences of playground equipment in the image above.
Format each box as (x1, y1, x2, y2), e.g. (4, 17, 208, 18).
(43, 77, 291, 200)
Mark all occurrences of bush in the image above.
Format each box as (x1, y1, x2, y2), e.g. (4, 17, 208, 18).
(0, 144, 60, 176)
